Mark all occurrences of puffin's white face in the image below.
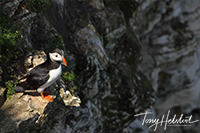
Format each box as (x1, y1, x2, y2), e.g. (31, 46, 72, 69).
(49, 52, 63, 62)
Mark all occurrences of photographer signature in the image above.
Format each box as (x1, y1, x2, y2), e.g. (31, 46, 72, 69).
(134, 110, 199, 131)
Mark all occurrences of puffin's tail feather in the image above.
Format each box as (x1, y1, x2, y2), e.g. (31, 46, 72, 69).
(14, 80, 29, 93)
(14, 86, 25, 93)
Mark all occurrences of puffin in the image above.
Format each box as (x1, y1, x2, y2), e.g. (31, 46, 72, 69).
(14, 48, 67, 102)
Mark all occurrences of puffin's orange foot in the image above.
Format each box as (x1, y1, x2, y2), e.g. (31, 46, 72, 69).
(40, 92, 53, 102)
(43, 95, 53, 102)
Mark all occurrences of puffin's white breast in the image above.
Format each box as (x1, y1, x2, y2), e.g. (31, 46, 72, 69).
(37, 65, 62, 93)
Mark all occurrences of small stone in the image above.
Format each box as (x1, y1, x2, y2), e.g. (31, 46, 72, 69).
(21, 95, 31, 102)
(16, 93, 24, 98)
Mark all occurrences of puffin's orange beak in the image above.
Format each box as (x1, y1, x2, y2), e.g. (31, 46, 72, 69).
(62, 56, 67, 66)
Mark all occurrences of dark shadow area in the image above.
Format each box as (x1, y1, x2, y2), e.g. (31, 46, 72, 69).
(0, 104, 19, 132)
(23, 91, 40, 96)
(0, 89, 6, 109)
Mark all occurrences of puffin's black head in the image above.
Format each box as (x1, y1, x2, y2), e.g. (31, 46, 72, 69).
(50, 48, 64, 56)
(49, 48, 67, 66)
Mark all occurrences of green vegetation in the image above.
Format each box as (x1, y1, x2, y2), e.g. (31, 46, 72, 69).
(0, 29, 21, 63)
(21, 0, 50, 13)
(62, 71, 77, 95)
(62, 71, 76, 83)
(0, 5, 22, 64)
(0, 5, 21, 99)
(5, 77, 17, 99)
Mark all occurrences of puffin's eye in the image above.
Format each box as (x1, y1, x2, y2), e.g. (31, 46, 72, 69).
(55, 54, 58, 57)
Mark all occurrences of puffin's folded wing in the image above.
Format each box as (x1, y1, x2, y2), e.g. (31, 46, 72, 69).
(26, 66, 50, 88)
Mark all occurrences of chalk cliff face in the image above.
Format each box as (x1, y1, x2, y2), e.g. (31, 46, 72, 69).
(0, 0, 154, 132)
(133, 0, 200, 132)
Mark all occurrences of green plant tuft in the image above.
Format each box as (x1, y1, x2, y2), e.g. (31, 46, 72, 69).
(5, 77, 18, 99)
(62, 71, 77, 95)
(0, 29, 21, 63)
(62, 71, 76, 84)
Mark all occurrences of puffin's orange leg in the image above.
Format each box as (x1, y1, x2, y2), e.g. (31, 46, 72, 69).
(40, 92, 53, 102)
(42, 92, 51, 96)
